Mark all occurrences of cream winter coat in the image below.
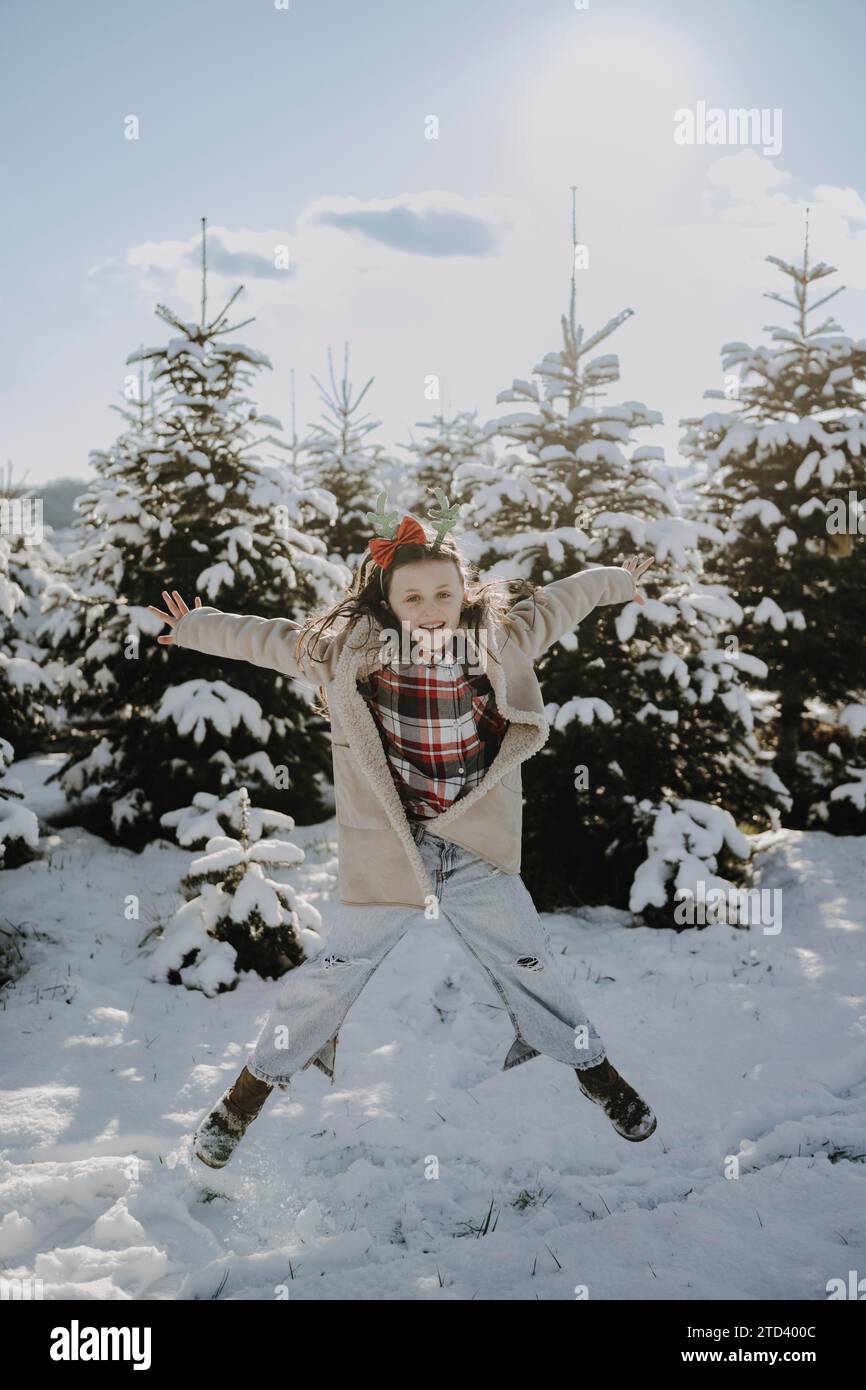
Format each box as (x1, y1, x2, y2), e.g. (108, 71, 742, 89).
(172, 565, 637, 909)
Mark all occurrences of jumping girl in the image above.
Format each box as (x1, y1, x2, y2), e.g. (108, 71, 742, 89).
(149, 492, 656, 1168)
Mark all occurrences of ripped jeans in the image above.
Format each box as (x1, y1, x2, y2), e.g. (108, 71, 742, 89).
(246, 823, 607, 1087)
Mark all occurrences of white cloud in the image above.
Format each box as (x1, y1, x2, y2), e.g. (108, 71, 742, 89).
(112, 153, 866, 478)
(706, 148, 792, 203)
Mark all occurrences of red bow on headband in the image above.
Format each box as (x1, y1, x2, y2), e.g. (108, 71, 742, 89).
(367, 515, 428, 569)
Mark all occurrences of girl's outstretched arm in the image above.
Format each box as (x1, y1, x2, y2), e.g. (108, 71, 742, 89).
(502, 556, 652, 662)
(148, 589, 334, 687)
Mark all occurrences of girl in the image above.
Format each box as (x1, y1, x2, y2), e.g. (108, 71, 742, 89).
(150, 497, 656, 1168)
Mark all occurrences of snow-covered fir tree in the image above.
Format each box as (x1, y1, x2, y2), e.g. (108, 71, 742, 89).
(396, 408, 496, 516)
(680, 224, 866, 831)
(262, 365, 340, 536)
(0, 735, 40, 869)
(0, 470, 64, 761)
(40, 218, 346, 844)
(302, 343, 395, 565)
(159, 782, 307, 850)
(476, 220, 786, 924)
(146, 787, 322, 994)
(0, 468, 66, 866)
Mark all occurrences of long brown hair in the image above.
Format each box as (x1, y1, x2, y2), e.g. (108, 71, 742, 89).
(291, 535, 542, 718)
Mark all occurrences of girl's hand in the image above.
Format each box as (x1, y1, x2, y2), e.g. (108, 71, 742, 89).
(620, 554, 653, 607)
(149, 590, 203, 645)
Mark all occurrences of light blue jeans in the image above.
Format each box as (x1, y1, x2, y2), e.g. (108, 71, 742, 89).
(246, 824, 607, 1086)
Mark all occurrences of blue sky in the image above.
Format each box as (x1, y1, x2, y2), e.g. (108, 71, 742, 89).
(3, 0, 866, 488)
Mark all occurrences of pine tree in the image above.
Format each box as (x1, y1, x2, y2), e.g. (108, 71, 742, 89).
(41, 218, 345, 844)
(477, 195, 785, 923)
(0, 466, 62, 761)
(302, 343, 393, 564)
(681, 218, 866, 831)
(262, 365, 341, 535)
(0, 732, 40, 869)
(0, 469, 62, 867)
(146, 786, 321, 994)
(397, 408, 495, 517)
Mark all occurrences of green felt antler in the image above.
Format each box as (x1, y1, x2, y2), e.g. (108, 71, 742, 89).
(426, 487, 462, 550)
(364, 490, 401, 541)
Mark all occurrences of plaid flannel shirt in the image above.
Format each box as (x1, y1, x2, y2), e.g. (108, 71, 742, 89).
(356, 654, 510, 821)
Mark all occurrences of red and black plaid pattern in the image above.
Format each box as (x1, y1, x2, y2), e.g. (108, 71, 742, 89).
(357, 655, 510, 820)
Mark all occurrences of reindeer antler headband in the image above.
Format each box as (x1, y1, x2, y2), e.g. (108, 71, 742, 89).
(364, 488, 463, 598)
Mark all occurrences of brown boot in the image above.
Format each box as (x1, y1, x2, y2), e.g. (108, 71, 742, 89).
(575, 1057, 657, 1142)
(194, 1066, 274, 1169)
(226, 1065, 274, 1117)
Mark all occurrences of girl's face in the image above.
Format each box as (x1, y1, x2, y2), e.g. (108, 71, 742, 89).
(386, 558, 465, 657)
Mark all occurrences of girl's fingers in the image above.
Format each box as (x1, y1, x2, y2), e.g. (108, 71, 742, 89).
(152, 609, 177, 627)
(168, 588, 202, 614)
(152, 590, 200, 639)
(626, 555, 653, 578)
(621, 555, 653, 601)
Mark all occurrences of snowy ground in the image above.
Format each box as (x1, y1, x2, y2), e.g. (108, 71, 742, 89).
(1, 752, 865, 1301)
